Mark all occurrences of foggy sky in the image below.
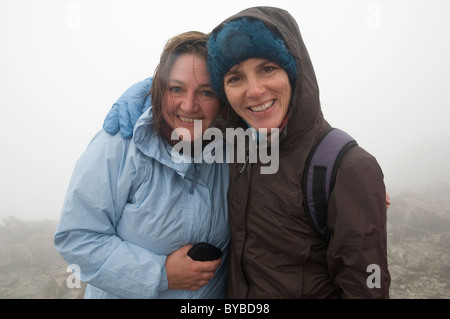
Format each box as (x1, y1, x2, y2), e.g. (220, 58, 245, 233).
(1, 0, 449, 221)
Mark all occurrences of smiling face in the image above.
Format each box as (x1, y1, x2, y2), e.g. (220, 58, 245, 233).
(223, 58, 292, 132)
(162, 53, 221, 141)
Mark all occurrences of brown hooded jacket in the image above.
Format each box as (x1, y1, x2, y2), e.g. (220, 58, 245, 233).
(212, 6, 391, 299)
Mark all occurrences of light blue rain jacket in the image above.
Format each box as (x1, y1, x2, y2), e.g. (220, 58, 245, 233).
(54, 108, 230, 299)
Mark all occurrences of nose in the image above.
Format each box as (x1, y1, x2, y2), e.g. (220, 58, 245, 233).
(245, 75, 266, 99)
(180, 91, 198, 112)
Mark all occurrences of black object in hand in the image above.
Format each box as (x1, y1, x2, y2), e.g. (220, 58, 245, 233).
(188, 242, 222, 261)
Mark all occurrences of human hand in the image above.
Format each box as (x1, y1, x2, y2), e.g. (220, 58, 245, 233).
(103, 77, 153, 138)
(386, 191, 391, 211)
(165, 244, 222, 290)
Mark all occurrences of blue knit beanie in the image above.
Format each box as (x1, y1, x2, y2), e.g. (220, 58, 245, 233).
(207, 17, 297, 101)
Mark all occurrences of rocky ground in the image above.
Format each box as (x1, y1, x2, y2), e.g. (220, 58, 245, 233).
(386, 183, 450, 299)
(0, 217, 85, 298)
(0, 183, 449, 299)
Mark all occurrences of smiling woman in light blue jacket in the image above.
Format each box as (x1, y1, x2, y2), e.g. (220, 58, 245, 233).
(54, 31, 230, 299)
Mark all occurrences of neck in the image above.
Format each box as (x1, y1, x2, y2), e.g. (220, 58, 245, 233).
(160, 121, 211, 155)
(160, 120, 179, 147)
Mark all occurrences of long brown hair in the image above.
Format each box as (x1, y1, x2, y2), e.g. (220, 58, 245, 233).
(150, 31, 213, 134)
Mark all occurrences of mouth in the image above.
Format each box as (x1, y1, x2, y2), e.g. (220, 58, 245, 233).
(178, 115, 202, 123)
(249, 100, 275, 113)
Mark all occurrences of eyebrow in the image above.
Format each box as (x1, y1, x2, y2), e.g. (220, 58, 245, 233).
(168, 79, 184, 85)
(225, 59, 274, 75)
(168, 79, 213, 88)
(225, 65, 240, 75)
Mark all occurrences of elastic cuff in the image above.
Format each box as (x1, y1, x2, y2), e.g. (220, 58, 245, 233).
(159, 261, 169, 292)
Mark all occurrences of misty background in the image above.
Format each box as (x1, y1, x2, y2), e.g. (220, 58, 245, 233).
(1, 0, 449, 222)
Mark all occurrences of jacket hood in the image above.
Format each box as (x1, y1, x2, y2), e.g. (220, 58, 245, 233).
(210, 6, 329, 143)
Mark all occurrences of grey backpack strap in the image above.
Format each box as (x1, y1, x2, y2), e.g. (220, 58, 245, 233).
(302, 128, 358, 241)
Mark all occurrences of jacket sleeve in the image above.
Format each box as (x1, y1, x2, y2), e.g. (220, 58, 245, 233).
(326, 146, 391, 299)
(103, 77, 153, 139)
(54, 130, 168, 298)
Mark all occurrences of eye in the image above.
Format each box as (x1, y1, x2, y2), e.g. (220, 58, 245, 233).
(170, 86, 182, 94)
(261, 65, 276, 74)
(201, 89, 216, 98)
(225, 75, 242, 85)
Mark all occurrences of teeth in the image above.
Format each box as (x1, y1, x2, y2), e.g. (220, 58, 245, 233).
(250, 101, 274, 112)
(179, 116, 201, 123)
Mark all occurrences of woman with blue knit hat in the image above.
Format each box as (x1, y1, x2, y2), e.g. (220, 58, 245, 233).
(207, 6, 390, 299)
(102, 6, 391, 299)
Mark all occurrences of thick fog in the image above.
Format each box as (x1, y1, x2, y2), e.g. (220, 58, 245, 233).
(1, 0, 449, 221)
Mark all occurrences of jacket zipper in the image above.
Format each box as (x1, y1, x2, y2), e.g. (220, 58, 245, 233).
(234, 156, 249, 181)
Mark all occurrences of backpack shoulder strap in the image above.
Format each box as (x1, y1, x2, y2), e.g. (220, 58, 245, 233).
(302, 128, 358, 241)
